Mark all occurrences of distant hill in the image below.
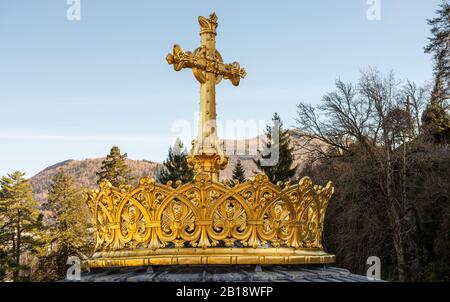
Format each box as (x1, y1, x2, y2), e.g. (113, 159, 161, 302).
(30, 158, 162, 203)
(30, 133, 318, 203)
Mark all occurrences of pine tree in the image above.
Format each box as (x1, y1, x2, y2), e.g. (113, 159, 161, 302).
(0, 249, 14, 280)
(158, 138, 194, 186)
(96, 146, 133, 187)
(232, 159, 246, 183)
(422, 99, 450, 142)
(39, 171, 92, 280)
(423, 1, 450, 142)
(425, 1, 449, 103)
(0, 171, 43, 281)
(254, 113, 298, 183)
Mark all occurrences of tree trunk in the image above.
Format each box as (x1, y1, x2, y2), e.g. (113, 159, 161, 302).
(389, 203, 408, 280)
(14, 209, 21, 281)
(385, 148, 408, 281)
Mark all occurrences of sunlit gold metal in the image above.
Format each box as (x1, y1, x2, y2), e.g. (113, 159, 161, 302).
(166, 12, 246, 182)
(83, 13, 335, 268)
(84, 175, 335, 267)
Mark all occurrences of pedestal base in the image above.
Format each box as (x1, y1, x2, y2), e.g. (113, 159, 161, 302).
(84, 248, 335, 268)
(76, 265, 376, 282)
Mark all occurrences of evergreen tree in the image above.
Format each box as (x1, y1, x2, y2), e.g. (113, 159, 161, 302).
(254, 113, 298, 183)
(0, 171, 43, 281)
(425, 1, 449, 103)
(423, 1, 450, 142)
(158, 138, 194, 186)
(422, 99, 450, 142)
(96, 146, 133, 187)
(232, 159, 246, 183)
(39, 171, 92, 281)
(0, 249, 14, 280)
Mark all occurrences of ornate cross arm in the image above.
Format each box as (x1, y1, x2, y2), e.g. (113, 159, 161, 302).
(166, 44, 246, 86)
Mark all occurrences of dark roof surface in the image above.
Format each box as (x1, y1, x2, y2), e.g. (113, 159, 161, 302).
(78, 265, 378, 282)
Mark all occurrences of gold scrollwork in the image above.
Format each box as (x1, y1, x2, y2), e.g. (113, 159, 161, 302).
(84, 174, 334, 253)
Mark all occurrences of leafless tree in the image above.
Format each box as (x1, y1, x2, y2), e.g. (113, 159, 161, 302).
(295, 67, 442, 281)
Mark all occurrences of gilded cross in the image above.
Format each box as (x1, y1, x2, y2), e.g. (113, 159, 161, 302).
(166, 13, 246, 181)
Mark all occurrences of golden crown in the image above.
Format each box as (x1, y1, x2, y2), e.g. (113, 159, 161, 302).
(83, 13, 335, 268)
(84, 174, 334, 267)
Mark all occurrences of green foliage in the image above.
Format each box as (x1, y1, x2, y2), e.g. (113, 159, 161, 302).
(37, 171, 93, 281)
(421, 99, 450, 142)
(0, 249, 17, 280)
(232, 159, 246, 183)
(422, 1, 450, 143)
(158, 138, 194, 186)
(254, 113, 297, 183)
(0, 171, 43, 281)
(425, 0, 450, 104)
(96, 146, 134, 187)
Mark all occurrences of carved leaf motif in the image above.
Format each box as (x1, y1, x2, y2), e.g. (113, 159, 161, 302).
(212, 200, 247, 235)
(161, 200, 195, 237)
(263, 201, 290, 235)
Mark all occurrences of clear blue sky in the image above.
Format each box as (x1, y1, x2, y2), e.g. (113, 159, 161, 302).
(0, 0, 441, 177)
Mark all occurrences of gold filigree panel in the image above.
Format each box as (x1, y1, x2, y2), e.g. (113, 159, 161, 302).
(85, 174, 334, 252)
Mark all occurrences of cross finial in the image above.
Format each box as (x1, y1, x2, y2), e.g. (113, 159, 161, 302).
(166, 13, 246, 181)
(198, 13, 218, 35)
(200, 12, 218, 31)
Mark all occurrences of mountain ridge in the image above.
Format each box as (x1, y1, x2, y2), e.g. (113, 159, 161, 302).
(30, 133, 315, 203)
